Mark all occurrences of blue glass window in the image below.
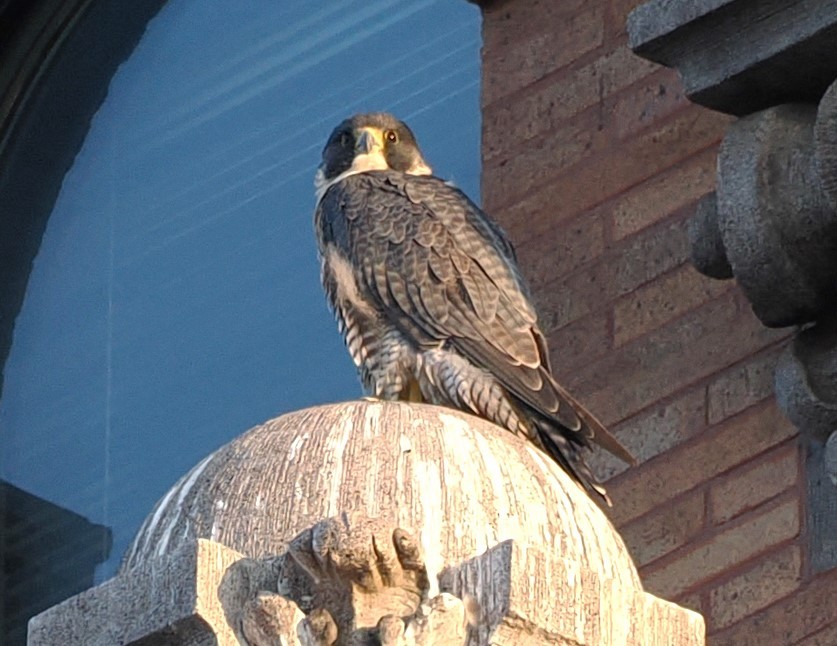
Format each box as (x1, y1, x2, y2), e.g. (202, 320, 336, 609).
(0, 1, 480, 640)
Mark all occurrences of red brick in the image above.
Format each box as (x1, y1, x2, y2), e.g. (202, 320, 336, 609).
(608, 147, 718, 240)
(607, 400, 797, 525)
(482, 3, 604, 105)
(545, 312, 611, 373)
(568, 292, 785, 426)
(620, 489, 706, 567)
(535, 216, 690, 332)
(483, 112, 607, 210)
(483, 45, 658, 161)
(710, 569, 837, 645)
(794, 621, 837, 646)
(482, 0, 590, 52)
(609, 67, 689, 139)
(708, 544, 802, 630)
(709, 442, 800, 525)
(492, 107, 730, 237)
(517, 212, 605, 295)
(674, 591, 704, 617)
(707, 347, 784, 425)
(588, 386, 705, 481)
(613, 263, 733, 346)
(642, 497, 800, 599)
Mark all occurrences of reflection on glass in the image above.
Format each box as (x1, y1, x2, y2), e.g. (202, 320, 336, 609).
(0, 0, 480, 640)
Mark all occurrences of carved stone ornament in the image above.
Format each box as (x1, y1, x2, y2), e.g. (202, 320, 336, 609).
(237, 513, 471, 645)
(27, 401, 703, 644)
(628, 0, 837, 571)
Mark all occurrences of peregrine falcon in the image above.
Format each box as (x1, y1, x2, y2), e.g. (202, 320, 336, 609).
(313, 112, 633, 503)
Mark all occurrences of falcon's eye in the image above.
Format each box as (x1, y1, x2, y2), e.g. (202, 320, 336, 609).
(385, 130, 398, 144)
(339, 132, 351, 147)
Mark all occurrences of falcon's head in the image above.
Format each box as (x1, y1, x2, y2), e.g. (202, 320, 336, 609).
(315, 113, 432, 200)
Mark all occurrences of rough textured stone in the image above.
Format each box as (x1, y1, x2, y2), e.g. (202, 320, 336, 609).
(707, 544, 801, 630)
(122, 402, 641, 591)
(642, 497, 800, 599)
(710, 567, 837, 645)
(687, 192, 732, 280)
(775, 313, 837, 443)
(805, 435, 837, 575)
(588, 387, 705, 481)
(441, 541, 705, 646)
(619, 490, 706, 567)
(715, 105, 836, 327)
(27, 539, 263, 646)
(816, 78, 837, 211)
(627, 0, 837, 115)
(708, 443, 799, 525)
(610, 147, 717, 241)
(607, 400, 796, 526)
(826, 432, 837, 487)
(706, 347, 780, 425)
(28, 402, 705, 645)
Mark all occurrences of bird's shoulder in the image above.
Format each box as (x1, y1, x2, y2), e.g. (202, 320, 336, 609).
(332, 171, 519, 261)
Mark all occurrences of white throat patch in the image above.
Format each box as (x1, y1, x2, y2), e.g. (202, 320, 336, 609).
(314, 153, 433, 205)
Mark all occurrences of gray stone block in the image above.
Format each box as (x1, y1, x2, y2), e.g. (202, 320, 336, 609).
(775, 315, 837, 443)
(714, 104, 836, 326)
(687, 192, 733, 280)
(628, 0, 837, 115)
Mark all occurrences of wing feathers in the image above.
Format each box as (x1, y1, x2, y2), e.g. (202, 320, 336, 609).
(318, 171, 634, 470)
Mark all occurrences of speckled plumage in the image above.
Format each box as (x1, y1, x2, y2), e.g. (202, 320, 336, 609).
(313, 114, 633, 503)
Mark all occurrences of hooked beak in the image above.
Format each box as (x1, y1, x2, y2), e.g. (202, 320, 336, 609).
(355, 127, 383, 155)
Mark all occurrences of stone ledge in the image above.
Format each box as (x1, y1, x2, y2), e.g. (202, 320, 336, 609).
(628, 0, 837, 114)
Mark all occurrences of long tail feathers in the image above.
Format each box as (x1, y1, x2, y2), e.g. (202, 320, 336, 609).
(536, 420, 613, 506)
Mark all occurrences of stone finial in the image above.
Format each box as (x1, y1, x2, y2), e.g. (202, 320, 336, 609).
(28, 401, 704, 644)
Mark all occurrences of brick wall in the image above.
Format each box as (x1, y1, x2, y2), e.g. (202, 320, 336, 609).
(478, 0, 837, 643)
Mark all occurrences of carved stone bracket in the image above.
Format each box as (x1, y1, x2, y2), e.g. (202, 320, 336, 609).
(27, 403, 705, 644)
(628, 0, 837, 572)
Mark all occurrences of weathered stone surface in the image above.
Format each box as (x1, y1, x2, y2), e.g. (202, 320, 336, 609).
(122, 401, 642, 591)
(775, 314, 837, 442)
(27, 539, 267, 646)
(815, 78, 837, 211)
(627, 0, 837, 115)
(29, 402, 705, 644)
(826, 432, 837, 487)
(715, 105, 836, 327)
(687, 192, 732, 280)
(29, 535, 704, 646)
(440, 540, 704, 645)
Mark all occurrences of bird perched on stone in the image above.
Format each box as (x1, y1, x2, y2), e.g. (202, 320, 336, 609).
(313, 112, 633, 504)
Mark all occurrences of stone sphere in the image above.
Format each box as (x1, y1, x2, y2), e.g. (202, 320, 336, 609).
(123, 400, 641, 590)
